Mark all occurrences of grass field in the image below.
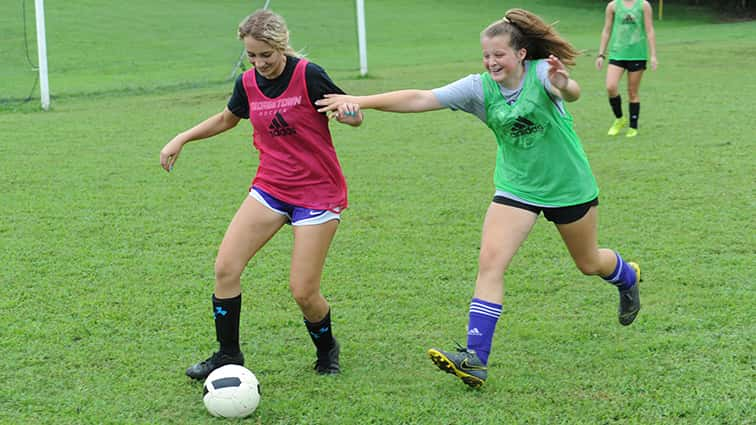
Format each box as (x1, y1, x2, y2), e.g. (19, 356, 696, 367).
(1, 1, 754, 424)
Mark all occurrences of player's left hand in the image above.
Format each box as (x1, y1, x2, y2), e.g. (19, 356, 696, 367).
(334, 103, 363, 125)
(546, 55, 570, 90)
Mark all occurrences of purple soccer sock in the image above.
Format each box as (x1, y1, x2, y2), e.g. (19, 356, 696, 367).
(602, 251, 637, 291)
(466, 297, 502, 365)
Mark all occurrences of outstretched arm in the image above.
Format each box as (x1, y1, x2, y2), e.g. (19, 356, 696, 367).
(316, 89, 443, 116)
(159, 107, 241, 172)
(643, 1, 658, 70)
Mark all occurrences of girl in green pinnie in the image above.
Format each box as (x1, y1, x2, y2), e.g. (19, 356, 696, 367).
(597, 0, 658, 137)
(317, 9, 641, 388)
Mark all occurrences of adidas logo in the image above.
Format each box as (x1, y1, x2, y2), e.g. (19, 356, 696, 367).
(622, 14, 636, 24)
(510, 116, 544, 138)
(268, 112, 297, 137)
(467, 327, 483, 336)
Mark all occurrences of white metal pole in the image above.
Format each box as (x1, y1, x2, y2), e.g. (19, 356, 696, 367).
(34, 0, 50, 110)
(356, 0, 368, 76)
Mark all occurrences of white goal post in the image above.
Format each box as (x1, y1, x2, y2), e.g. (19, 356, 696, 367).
(231, 0, 368, 79)
(34, 0, 50, 110)
(356, 0, 367, 76)
(32, 0, 367, 110)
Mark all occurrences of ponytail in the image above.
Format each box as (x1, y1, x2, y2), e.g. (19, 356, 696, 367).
(482, 9, 579, 66)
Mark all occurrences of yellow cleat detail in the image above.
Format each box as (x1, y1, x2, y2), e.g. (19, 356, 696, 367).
(607, 117, 628, 136)
(628, 261, 641, 282)
(626, 128, 638, 138)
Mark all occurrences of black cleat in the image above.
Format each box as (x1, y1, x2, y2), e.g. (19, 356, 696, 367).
(618, 262, 641, 326)
(428, 344, 487, 388)
(185, 351, 244, 380)
(314, 339, 340, 375)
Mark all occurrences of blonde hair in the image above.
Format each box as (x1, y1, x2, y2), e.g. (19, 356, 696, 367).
(482, 8, 579, 67)
(238, 9, 299, 57)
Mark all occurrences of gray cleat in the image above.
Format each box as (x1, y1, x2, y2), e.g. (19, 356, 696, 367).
(618, 262, 641, 326)
(428, 344, 487, 388)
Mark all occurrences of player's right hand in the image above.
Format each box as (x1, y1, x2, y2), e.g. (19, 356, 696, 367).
(160, 138, 184, 172)
(595, 56, 604, 70)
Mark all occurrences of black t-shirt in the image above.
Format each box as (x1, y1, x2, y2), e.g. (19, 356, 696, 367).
(227, 56, 345, 119)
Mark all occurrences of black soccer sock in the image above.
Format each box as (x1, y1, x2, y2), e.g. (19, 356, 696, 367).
(629, 102, 640, 129)
(304, 309, 335, 353)
(213, 294, 241, 355)
(609, 95, 623, 118)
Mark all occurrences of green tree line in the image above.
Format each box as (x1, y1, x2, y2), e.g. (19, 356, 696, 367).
(649, 1, 753, 17)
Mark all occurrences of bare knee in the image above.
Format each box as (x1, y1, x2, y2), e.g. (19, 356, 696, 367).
(290, 281, 320, 310)
(214, 257, 244, 290)
(606, 79, 620, 96)
(476, 253, 507, 288)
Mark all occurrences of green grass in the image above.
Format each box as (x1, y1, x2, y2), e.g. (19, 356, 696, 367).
(1, 1, 754, 424)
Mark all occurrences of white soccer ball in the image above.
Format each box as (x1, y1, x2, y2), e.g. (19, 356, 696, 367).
(202, 364, 261, 418)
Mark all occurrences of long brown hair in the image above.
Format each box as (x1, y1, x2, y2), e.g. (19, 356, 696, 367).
(482, 8, 579, 67)
(238, 9, 299, 57)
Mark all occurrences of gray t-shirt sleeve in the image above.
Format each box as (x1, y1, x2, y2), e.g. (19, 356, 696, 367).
(535, 60, 566, 115)
(535, 60, 552, 93)
(431, 74, 487, 123)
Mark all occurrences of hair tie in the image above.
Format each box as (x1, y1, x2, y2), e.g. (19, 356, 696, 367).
(502, 16, 510, 23)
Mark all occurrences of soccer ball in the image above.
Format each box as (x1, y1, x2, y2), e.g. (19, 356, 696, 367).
(202, 364, 261, 418)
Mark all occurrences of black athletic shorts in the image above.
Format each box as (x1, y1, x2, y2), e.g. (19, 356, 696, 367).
(492, 196, 599, 224)
(609, 59, 647, 72)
